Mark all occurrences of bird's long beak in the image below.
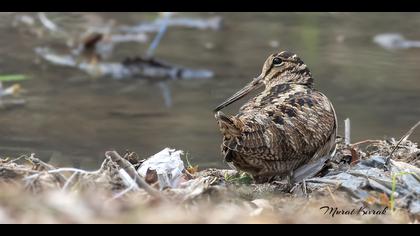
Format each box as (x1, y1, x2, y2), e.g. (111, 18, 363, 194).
(214, 76, 263, 113)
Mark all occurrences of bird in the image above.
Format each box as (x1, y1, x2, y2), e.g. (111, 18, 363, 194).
(213, 51, 337, 184)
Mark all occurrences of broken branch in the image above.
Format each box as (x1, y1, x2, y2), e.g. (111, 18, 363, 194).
(105, 150, 165, 201)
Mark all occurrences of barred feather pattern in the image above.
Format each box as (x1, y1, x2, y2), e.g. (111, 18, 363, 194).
(216, 83, 336, 182)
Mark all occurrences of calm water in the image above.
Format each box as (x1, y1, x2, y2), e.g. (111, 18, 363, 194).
(0, 12, 420, 169)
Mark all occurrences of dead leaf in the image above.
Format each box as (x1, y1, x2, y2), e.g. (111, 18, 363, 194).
(187, 165, 199, 175)
(145, 168, 158, 185)
(379, 192, 390, 208)
(123, 150, 142, 165)
(350, 147, 360, 165)
(365, 196, 377, 205)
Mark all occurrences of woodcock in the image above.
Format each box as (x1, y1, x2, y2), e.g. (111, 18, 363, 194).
(214, 51, 337, 184)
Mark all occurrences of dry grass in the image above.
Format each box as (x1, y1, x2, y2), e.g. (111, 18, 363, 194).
(0, 138, 419, 224)
(0, 182, 413, 223)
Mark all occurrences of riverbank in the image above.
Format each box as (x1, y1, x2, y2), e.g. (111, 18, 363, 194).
(0, 135, 419, 223)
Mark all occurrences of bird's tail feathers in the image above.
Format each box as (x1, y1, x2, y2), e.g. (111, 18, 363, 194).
(215, 111, 242, 137)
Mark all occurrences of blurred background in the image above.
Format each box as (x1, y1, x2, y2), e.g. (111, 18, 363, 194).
(0, 12, 419, 169)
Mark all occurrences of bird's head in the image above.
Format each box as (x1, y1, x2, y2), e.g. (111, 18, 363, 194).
(259, 51, 313, 86)
(214, 51, 313, 112)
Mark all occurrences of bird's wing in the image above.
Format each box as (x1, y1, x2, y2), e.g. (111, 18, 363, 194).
(218, 90, 336, 164)
(306, 91, 337, 160)
(254, 91, 335, 155)
(290, 91, 337, 183)
(277, 90, 336, 159)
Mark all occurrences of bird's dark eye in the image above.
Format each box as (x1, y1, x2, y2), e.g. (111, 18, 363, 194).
(273, 57, 283, 65)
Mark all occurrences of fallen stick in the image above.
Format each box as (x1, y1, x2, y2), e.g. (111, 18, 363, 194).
(37, 12, 60, 33)
(385, 120, 420, 166)
(0, 99, 26, 110)
(104, 150, 165, 201)
(24, 168, 93, 181)
(326, 186, 337, 205)
(0, 166, 40, 174)
(35, 47, 213, 80)
(25, 153, 67, 185)
(146, 12, 172, 58)
(26, 153, 55, 171)
(344, 118, 351, 145)
(110, 181, 138, 201)
(62, 172, 79, 191)
(351, 139, 383, 147)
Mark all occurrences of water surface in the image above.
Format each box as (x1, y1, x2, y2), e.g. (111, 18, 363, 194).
(0, 12, 419, 169)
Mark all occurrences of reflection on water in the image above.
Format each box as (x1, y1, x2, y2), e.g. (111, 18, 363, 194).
(0, 12, 420, 169)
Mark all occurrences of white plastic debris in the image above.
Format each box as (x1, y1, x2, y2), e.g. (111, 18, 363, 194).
(38, 12, 60, 33)
(138, 148, 185, 189)
(119, 16, 223, 33)
(373, 33, 420, 50)
(0, 82, 21, 97)
(13, 15, 35, 26)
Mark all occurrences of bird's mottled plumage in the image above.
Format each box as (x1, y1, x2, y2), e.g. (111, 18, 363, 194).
(214, 51, 337, 183)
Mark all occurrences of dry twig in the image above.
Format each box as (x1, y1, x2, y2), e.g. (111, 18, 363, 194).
(105, 150, 165, 201)
(385, 121, 420, 166)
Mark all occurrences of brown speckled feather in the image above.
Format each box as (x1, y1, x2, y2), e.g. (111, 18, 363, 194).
(215, 51, 337, 183)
